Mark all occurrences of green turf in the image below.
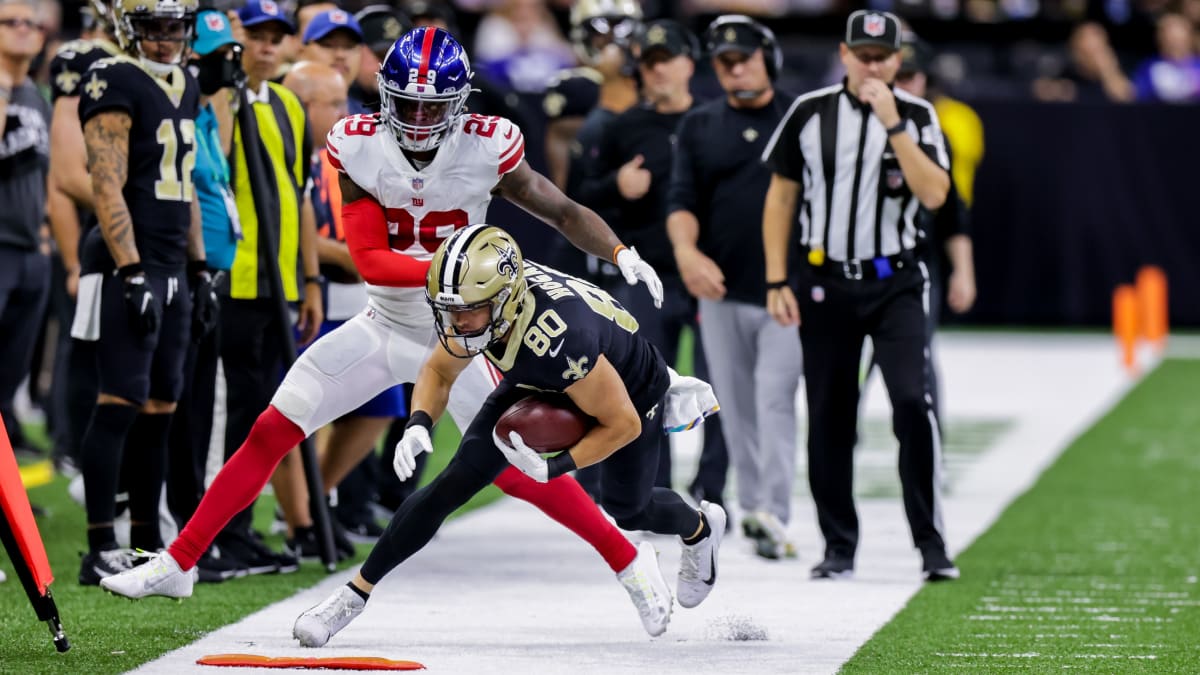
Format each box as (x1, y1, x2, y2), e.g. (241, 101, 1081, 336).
(0, 419, 498, 674)
(843, 359, 1200, 674)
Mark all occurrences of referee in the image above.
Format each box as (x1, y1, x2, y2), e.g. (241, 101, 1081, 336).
(761, 10, 958, 582)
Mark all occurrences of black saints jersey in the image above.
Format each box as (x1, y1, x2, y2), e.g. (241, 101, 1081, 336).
(484, 261, 670, 415)
(78, 55, 200, 273)
(49, 38, 122, 103)
(541, 67, 601, 122)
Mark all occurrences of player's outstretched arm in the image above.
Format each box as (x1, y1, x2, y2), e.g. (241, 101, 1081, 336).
(561, 355, 642, 469)
(496, 159, 623, 262)
(497, 161, 664, 307)
(84, 111, 138, 267)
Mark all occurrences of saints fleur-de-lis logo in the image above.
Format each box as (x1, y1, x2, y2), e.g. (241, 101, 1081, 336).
(562, 355, 590, 381)
(84, 73, 107, 100)
(493, 243, 518, 280)
(56, 71, 81, 95)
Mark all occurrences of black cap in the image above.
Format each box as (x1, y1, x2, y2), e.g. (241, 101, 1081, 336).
(709, 21, 766, 57)
(899, 33, 934, 74)
(844, 10, 901, 52)
(355, 5, 412, 54)
(634, 19, 696, 61)
(402, 0, 456, 27)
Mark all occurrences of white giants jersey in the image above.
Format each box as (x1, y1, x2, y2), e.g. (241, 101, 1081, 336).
(325, 112, 526, 323)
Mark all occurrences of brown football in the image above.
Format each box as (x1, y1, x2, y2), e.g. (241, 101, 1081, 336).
(494, 394, 594, 453)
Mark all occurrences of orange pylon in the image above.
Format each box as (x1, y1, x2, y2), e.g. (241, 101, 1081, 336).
(1136, 265, 1168, 351)
(1113, 284, 1139, 372)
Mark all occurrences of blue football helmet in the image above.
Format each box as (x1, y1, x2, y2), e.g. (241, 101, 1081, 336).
(378, 27, 473, 152)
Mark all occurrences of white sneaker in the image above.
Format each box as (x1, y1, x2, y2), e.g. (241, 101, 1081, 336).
(100, 551, 196, 599)
(294, 585, 366, 648)
(677, 501, 726, 609)
(616, 541, 672, 637)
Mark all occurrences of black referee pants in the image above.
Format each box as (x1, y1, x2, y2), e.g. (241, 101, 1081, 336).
(797, 263, 947, 560)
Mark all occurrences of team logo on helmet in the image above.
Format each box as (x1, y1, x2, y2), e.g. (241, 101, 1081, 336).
(493, 243, 519, 280)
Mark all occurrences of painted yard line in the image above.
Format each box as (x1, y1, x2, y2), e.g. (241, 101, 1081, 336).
(131, 334, 1140, 675)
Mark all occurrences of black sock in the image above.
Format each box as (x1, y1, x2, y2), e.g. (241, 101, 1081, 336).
(346, 581, 370, 602)
(683, 512, 712, 545)
(87, 526, 116, 553)
(124, 412, 173, 550)
(80, 403, 140, 527)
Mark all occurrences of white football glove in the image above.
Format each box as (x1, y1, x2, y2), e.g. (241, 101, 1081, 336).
(663, 366, 720, 433)
(616, 246, 664, 309)
(393, 424, 433, 482)
(492, 429, 549, 483)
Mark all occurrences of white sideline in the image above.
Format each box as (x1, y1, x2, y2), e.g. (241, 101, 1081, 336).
(130, 333, 1142, 675)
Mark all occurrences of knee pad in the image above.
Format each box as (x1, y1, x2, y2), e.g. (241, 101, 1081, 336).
(270, 366, 326, 435)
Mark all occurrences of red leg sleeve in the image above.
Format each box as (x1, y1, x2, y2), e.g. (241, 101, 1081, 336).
(492, 467, 636, 573)
(168, 406, 305, 570)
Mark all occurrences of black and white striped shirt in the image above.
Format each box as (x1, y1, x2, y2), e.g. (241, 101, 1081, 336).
(762, 81, 950, 262)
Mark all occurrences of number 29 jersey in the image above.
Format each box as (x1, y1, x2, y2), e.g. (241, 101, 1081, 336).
(77, 55, 200, 273)
(325, 113, 527, 320)
(484, 261, 670, 416)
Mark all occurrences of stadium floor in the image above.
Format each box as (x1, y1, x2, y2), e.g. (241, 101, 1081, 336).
(126, 333, 1142, 674)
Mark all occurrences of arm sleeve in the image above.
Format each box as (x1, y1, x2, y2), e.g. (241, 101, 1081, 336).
(666, 111, 700, 215)
(342, 196, 431, 287)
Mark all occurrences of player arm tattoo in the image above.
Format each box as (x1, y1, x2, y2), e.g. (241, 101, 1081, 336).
(496, 160, 624, 262)
(187, 197, 205, 263)
(85, 111, 139, 267)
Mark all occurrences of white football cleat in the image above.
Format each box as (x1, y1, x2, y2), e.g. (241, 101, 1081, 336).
(100, 551, 196, 599)
(294, 585, 366, 648)
(677, 500, 726, 609)
(616, 541, 672, 637)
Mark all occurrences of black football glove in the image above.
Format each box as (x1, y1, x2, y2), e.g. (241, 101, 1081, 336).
(189, 261, 219, 342)
(119, 263, 160, 336)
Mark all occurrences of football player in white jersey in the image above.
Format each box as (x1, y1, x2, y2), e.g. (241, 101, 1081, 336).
(100, 26, 673, 638)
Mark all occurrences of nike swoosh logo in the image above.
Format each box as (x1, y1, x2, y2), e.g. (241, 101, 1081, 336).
(702, 549, 716, 586)
(548, 339, 564, 357)
(504, 127, 514, 140)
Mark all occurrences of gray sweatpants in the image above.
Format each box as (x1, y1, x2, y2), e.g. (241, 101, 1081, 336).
(698, 298, 803, 524)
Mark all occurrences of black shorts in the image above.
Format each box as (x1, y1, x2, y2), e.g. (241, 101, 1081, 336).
(96, 269, 191, 405)
(455, 379, 666, 519)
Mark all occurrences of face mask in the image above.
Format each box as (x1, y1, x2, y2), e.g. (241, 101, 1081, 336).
(191, 47, 245, 96)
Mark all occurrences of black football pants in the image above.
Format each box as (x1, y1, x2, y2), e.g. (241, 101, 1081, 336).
(796, 263, 948, 560)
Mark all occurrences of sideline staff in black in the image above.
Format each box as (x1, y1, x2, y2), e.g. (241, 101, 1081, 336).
(761, 10, 958, 582)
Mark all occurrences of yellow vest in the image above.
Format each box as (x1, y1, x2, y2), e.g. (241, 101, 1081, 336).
(934, 95, 984, 207)
(230, 82, 307, 301)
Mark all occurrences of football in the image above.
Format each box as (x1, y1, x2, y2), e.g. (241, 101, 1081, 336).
(494, 394, 594, 453)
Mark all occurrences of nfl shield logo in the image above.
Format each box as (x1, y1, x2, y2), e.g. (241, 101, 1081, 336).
(205, 12, 224, 31)
(864, 14, 886, 37)
(812, 286, 825, 303)
(262, 0, 279, 15)
(886, 169, 904, 189)
(412, 177, 423, 190)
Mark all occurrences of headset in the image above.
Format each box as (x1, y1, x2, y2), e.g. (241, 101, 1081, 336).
(703, 14, 783, 81)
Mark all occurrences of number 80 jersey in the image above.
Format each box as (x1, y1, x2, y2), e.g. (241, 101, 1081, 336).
(326, 112, 526, 271)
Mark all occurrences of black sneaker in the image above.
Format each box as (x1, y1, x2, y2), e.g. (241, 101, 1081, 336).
(196, 549, 248, 583)
(79, 548, 137, 586)
(216, 529, 298, 575)
(810, 553, 855, 580)
(339, 516, 385, 543)
(922, 548, 960, 582)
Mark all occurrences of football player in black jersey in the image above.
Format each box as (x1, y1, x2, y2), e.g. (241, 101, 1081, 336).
(293, 225, 726, 645)
(74, 0, 215, 586)
(46, 2, 123, 471)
